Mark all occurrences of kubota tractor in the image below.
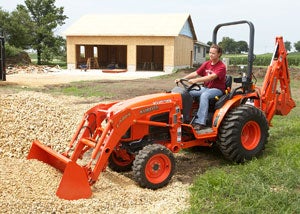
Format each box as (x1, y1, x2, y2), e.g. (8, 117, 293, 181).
(28, 20, 296, 200)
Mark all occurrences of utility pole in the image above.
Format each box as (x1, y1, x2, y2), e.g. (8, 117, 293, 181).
(0, 37, 6, 81)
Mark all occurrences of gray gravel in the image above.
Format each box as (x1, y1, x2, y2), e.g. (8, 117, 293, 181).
(0, 91, 190, 213)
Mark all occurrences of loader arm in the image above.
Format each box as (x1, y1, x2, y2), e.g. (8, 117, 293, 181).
(255, 36, 296, 123)
(28, 93, 183, 199)
(88, 93, 183, 182)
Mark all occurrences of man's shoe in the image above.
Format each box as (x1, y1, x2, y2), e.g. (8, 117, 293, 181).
(193, 123, 206, 130)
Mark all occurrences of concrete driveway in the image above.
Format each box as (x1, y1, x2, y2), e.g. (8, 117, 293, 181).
(4, 69, 167, 87)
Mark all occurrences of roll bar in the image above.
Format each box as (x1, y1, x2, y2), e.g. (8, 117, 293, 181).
(212, 20, 255, 88)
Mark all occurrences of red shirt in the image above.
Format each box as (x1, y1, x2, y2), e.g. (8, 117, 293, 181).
(196, 60, 226, 91)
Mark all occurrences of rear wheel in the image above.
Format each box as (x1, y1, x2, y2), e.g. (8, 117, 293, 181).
(133, 144, 175, 189)
(217, 104, 269, 163)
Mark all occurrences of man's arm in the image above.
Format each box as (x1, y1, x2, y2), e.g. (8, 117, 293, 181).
(175, 71, 199, 83)
(188, 73, 218, 84)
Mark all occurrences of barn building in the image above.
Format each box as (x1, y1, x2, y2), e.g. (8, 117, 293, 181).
(64, 13, 208, 73)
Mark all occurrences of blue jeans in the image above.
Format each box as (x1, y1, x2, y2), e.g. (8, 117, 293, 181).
(189, 87, 223, 125)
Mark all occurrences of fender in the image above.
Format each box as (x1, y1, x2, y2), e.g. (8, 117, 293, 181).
(212, 91, 259, 129)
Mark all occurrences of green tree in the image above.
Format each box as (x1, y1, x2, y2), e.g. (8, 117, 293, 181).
(24, 0, 68, 64)
(0, 8, 10, 36)
(284, 41, 291, 52)
(218, 37, 249, 54)
(40, 35, 66, 62)
(5, 5, 34, 49)
(207, 41, 213, 46)
(236, 40, 248, 53)
(218, 37, 236, 54)
(294, 41, 300, 52)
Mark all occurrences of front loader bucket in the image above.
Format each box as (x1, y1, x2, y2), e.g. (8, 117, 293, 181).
(56, 161, 92, 200)
(27, 140, 92, 200)
(27, 140, 69, 172)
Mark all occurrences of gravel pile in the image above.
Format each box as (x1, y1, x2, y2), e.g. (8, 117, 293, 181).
(0, 91, 190, 213)
(6, 65, 62, 75)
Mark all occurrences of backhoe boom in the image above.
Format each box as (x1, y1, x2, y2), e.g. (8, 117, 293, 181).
(255, 36, 296, 123)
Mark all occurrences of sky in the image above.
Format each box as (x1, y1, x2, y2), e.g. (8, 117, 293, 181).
(1, 0, 300, 54)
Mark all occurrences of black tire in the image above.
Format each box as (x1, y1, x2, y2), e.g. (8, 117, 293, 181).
(108, 150, 134, 172)
(133, 144, 175, 189)
(217, 104, 269, 163)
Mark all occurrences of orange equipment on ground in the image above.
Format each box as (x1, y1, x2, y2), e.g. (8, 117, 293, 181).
(27, 20, 295, 200)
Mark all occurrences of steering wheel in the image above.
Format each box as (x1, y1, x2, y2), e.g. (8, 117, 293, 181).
(177, 78, 201, 91)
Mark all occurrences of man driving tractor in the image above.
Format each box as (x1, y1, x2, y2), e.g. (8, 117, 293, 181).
(175, 44, 226, 130)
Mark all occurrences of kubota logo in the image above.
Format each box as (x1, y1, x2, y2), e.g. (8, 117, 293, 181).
(139, 105, 159, 114)
(116, 112, 131, 128)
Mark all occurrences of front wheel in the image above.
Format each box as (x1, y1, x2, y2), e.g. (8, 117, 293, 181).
(217, 104, 269, 163)
(133, 144, 175, 189)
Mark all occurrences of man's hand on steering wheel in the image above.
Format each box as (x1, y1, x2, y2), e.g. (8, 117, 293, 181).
(175, 78, 202, 91)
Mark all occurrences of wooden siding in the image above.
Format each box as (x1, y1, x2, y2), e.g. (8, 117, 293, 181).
(66, 35, 193, 72)
(173, 35, 194, 67)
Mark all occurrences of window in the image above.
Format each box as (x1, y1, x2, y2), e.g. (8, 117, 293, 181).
(80, 46, 85, 58)
(93, 46, 98, 58)
(202, 47, 206, 58)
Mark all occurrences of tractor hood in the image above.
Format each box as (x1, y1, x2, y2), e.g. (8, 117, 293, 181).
(108, 92, 183, 116)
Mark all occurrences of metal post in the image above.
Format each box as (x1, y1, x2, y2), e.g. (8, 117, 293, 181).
(0, 37, 6, 81)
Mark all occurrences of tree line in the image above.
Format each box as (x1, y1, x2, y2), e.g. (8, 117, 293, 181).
(209, 37, 300, 54)
(0, 0, 67, 64)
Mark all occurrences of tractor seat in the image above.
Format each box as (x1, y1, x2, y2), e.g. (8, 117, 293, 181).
(224, 75, 233, 92)
(212, 75, 232, 110)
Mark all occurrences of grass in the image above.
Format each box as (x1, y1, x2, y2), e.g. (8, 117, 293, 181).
(185, 117, 300, 213)
(43, 81, 115, 98)
(184, 101, 300, 212)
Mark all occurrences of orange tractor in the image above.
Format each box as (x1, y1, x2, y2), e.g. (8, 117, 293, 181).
(28, 20, 295, 200)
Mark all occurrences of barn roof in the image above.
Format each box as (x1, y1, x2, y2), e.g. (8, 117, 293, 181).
(64, 13, 197, 40)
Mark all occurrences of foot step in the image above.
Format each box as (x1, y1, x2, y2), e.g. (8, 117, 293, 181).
(196, 128, 213, 134)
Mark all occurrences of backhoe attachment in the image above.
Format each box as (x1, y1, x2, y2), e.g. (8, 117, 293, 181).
(254, 36, 296, 123)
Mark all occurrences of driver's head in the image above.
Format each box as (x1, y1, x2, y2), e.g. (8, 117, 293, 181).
(209, 44, 223, 61)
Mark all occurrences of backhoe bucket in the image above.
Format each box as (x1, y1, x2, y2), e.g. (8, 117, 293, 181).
(27, 140, 92, 200)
